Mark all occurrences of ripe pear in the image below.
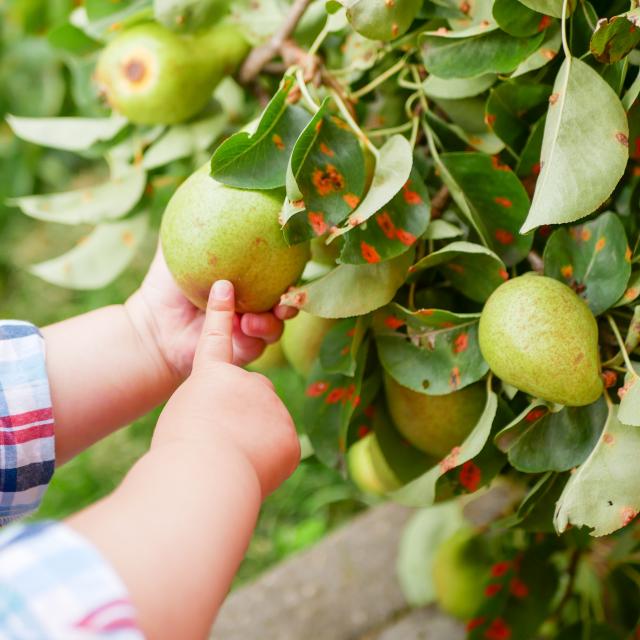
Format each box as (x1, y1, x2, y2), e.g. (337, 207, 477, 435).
(95, 21, 249, 124)
(347, 432, 402, 495)
(346, 0, 422, 41)
(281, 311, 336, 377)
(479, 275, 602, 406)
(384, 374, 486, 458)
(432, 528, 490, 620)
(161, 164, 310, 313)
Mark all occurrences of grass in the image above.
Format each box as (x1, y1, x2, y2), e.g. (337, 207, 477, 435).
(0, 212, 365, 586)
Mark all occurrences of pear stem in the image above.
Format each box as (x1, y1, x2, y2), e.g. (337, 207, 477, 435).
(367, 121, 415, 138)
(606, 314, 636, 375)
(561, 0, 571, 60)
(330, 90, 380, 159)
(350, 57, 409, 100)
(295, 68, 320, 113)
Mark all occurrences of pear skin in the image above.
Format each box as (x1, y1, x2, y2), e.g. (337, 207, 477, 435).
(347, 432, 402, 495)
(479, 275, 602, 406)
(161, 164, 309, 313)
(95, 22, 248, 124)
(281, 311, 336, 377)
(432, 528, 490, 620)
(384, 374, 486, 458)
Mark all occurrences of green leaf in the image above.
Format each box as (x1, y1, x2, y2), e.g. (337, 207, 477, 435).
(339, 168, 430, 265)
(7, 114, 128, 151)
(48, 22, 102, 55)
(330, 135, 413, 238)
(319, 316, 369, 376)
(422, 73, 497, 99)
(495, 399, 607, 472)
(410, 241, 508, 303)
(516, 114, 545, 177)
(515, 472, 567, 532)
(590, 9, 640, 64)
(543, 211, 632, 315)
(520, 57, 629, 233)
(515, 0, 575, 18)
(154, 0, 231, 31)
(396, 503, 466, 607)
(617, 363, 640, 427)
(279, 250, 413, 318)
(391, 384, 497, 507)
(9, 168, 146, 225)
(555, 405, 640, 536)
(493, 0, 554, 37)
(485, 80, 552, 155)
(421, 26, 544, 79)
(424, 219, 463, 240)
(438, 152, 533, 265)
(30, 213, 149, 289)
(511, 22, 561, 77)
(143, 112, 228, 170)
(374, 303, 488, 395)
(282, 106, 367, 244)
(211, 77, 311, 189)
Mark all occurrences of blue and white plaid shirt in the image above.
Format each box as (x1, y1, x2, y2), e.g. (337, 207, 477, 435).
(0, 321, 143, 638)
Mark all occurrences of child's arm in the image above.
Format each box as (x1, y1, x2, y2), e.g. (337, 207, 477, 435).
(67, 280, 300, 639)
(45, 248, 295, 464)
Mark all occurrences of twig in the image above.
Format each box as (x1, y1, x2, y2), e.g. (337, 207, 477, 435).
(551, 549, 581, 621)
(430, 185, 450, 220)
(239, 0, 312, 83)
(527, 250, 544, 273)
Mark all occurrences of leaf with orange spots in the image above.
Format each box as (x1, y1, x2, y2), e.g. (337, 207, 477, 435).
(516, 114, 545, 178)
(493, 0, 555, 38)
(211, 76, 311, 189)
(320, 316, 370, 376)
(590, 9, 640, 64)
(555, 404, 640, 536)
(494, 398, 607, 473)
(282, 102, 366, 244)
(516, 0, 575, 18)
(30, 212, 148, 289)
(374, 303, 489, 395)
(437, 153, 532, 265)
(410, 241, 506, 303)
(510, 22, 561, 78)
(614, 270, 640, 307)
(543, 211, 631, 315)
(617, 363, 640, 427)
(390, 383, 497, 507)
(485, 80, 552, 155)
(340, 168, 431, 264)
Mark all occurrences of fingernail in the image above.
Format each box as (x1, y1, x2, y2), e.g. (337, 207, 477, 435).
(213, 280, 233, 300)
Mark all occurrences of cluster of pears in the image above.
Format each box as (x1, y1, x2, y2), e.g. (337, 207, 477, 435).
(95, 20, 249, 125)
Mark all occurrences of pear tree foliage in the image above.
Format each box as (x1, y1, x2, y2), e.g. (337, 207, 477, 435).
(7, 0, 640, 635)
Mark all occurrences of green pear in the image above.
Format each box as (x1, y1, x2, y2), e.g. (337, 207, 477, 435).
(281, 311, 336, 376)
(161, 164, 310, 313)
(479, 274, 602, 406)
(95, 21, 249, 124)
(432, 528, 490, 620)
(347, 432, 402, 495)
(246, 342, 286, 373)
(346, 0, 422, 41)
(384, 374, 485, 458)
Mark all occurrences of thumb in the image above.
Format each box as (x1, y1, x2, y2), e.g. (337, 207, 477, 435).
(193, 280, 235, 369)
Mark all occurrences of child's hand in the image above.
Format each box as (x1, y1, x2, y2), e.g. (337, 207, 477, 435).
(154, 279, 300, 495)
(125, 246, 297, 380)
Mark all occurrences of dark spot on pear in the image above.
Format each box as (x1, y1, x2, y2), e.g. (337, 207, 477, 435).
(422, 379, 430, 389)
(124, 59, 147, 83)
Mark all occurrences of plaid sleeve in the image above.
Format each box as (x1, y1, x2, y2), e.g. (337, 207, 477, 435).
(0, 321, 55, 525)
(0, 520, 143, 638)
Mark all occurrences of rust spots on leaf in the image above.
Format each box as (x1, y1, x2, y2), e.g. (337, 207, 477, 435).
(308, 211, 328, 235)
(466, 618, 486, 632)
(385, 0, 395, 6)
(561, 264, 574, 279)
(494, 197, 513, 208)
(491, 156, 510, 171)
(377, 211, 396, 239)
(272, 134, 285, 150)
(484, 619, 512, 640)
(330, 116, 351, 131)
(346, 327, 356, 337)
(439, 446, 461, 473)
(509, 578, 529, 599)
(446, 263, 465, 276)
(121, 231, 135, 246)
(485, 583, 502, 597)
(494, 228, 514, 244)
(418, 308, 434, 316)
(343, 193, 360, 208)
(537, 15, 552, 31)
(549, 93, 560, 105)
(621, 506, 638, 527)
(618, 376, 636, 399)
(312, 164, 345, 196)
(595, 237, 606, 252)
(282, 288, 308, 309)
(459, 460, 481, 492)
(525, 407, 547, 422)
(357, 425, 371, 439)
(449, 366, 461, 390)
(396, 228, 417, 246)
(319, 142, 334, 157)
(499, 269, 509, 281)
(541, 48, 557, 61)
(484, 113, 497, 128)
(360, 241, 381, 263)
(625, 287, 639, 300)
(364, 405, 376, 419)
(453, 332, 469, 354)
(384, 315, 405, 330)
(491, 561, 510, 578)
(601, 370, 618, 389)
(616, 132, 629, 147)
(391, 23, 399, 37)
(532, 162, 542, 176)
(314, 119, 324, 133)
(326, 387, 346, 404)
(625, 246, 632, 262)
(459, 1, 470, 13)
(306, 381, 329, 397)
(402, 180, 422, 205)
(603, 432, 615, 445)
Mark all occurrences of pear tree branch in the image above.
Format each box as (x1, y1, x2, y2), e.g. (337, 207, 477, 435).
(239, 0, 312, 83)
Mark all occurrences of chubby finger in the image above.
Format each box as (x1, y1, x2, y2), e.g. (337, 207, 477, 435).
(240, 313, 284, 344)
(193, 281, 235, 368)
(232, 328, 266, 367)
(274, 304, 299, 321)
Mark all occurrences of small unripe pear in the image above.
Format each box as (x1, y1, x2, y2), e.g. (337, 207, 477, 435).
(432, 528, 490, 620)
(161, 164, 309, 313)
(479, 275, 602, 406)
(346, 0, 422, 41)
(282, 311, 336, 377)
(384, 374, 486, 458)
(347, 432, 401, 495)
(95, 21, 249, 124)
